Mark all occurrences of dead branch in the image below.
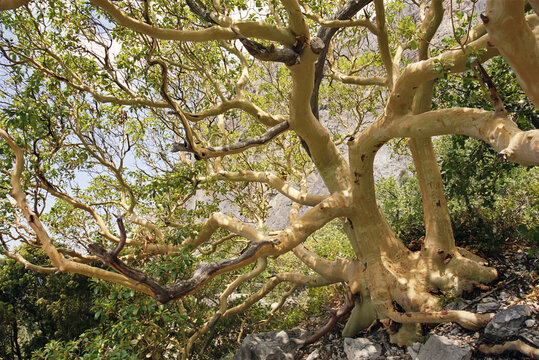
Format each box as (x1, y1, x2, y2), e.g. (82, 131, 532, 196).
(88, 239, 280, 303)
(296, 286, 355, 346)
(170, 121, 290, 158)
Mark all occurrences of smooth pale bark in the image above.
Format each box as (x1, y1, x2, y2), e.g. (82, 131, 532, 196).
(2, 1, 539, 354)
(408, 0, 455, 255)
(90, 0, 295, 45)
(484, 0, 539, 107)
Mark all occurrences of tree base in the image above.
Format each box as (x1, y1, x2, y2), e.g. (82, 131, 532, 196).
(343, 247, 498, 346)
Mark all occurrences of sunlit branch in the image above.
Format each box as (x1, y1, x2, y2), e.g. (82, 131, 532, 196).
(293, 244, 351, 281)
(280, 0, 309, 37)
(181, 99, 287, 127)
(90, 0, 294, 45)
(483, 0, 539, 107)
(201, 169, 326, 206)
(302, 5, 377, 34)
(182, 212, 266, 249)
(386, 32, 500, 117)
(374, 0, 395, 87)
(0, 129, 154, 295)
(1, 248, 58, 274)
(388, 109, 539, 166)
(330, 71, 387, 86)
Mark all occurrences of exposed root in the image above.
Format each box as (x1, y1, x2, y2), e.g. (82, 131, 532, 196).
(296, 287, 354, 346)
(479, 340, 539, 358)
(384, 306, 494, 331)
(354, 252, 498, 345)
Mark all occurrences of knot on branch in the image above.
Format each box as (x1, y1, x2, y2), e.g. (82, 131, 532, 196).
(310, 37, 325, 54)
(239, 36, 301, 66)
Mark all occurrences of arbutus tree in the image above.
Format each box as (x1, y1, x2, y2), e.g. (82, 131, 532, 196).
(0, 0, 538, 357)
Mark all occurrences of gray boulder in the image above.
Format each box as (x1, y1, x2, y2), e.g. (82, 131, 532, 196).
(233, 328, 312, 360)
(417, 335, 471, 360)
(484, 305, 532, 339)
(343, 337, 382, 360)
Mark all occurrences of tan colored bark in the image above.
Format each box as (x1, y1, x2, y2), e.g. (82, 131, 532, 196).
(1, 249, 57, 274)
(90, 0, 295, 45)
(288, 51, 351, 193)
(374, 0, 395, 87)
(391, 109, 539, 166)
(203, 170, 326, 206)
(330, 72, 387, 86)
(484, 0, 539, 107)
(3, 1, 539, 353)
(408, 0, 454, 254)
(0, 129, 157, 296)
(293, 244, 351, 282)
(301, 7, 378, 34)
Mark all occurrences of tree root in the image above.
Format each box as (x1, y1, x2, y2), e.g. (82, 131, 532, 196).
(479, 340, 539, 358)
(384, 306, 494, 330)
(296, 286, 354, 346)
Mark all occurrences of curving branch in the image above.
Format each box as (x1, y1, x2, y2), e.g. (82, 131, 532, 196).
(330, 72, 387, 87)
(3, 46, 169, 109)
(302, 5, 377, 34)
(293, 244, 351, 282)
(182, 212, 267, 249)
(0, 128, 155, 296)
(374, 0, 395, 87)
(90, 0, 294, 45)
(483, 0, 539, 107)
(1, 248, 57, 274)
(386, 109, 539, 166)
(171, 121, 290, 159)
(183, 99, 288, 127)
(201, 170, 326, 206)
(88, 238, 280, 303)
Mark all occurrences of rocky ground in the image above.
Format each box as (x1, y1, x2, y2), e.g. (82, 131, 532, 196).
(234, 245, 538, 359)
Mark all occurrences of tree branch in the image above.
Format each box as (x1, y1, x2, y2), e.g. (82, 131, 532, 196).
(171, 121, 289, 159)
(388, 109, 539, 165)
(202, 170, 326, 206)
(483, 0, 539, 107)
(310, 0, 374, 120)
(90, 0, 294, 45)
(88, 238, 280, 303)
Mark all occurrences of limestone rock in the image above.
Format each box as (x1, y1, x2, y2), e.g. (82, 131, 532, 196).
(484, 305, 532, 339)
(417, 335, 471, 360)
(233, 328, 311, 360)
(343, 337, 382, 360)
(407, 342, 422, 359)
(476, 301, 499, 313)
